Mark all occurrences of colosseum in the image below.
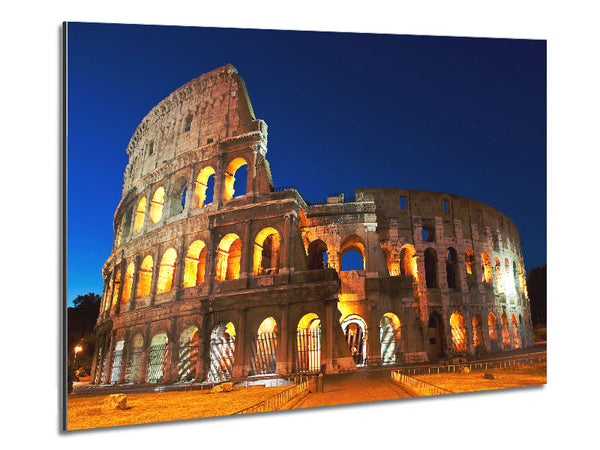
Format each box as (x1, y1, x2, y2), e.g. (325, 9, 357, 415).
(91, 64, 533, 386)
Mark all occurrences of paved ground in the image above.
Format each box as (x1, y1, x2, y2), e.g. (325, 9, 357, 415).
(292, 369, 412, 409)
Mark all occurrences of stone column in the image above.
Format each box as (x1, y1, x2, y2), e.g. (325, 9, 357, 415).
(174, 239, 186, 300)
(118, 329, 130, 384)
(233, 309, 247, 378)
(466, 314, 475, 356)
(114, 257, 126, 316)
(149, 246, 161, 306)
(277, 304, 289, 374)
(214, 153, 226, 207)
(138, 323, 152, 384)
(166, 319, 179, 383)
(205, 222, 217, 295)
(240, 220, 252, 277)
(129, 254, 142, 311)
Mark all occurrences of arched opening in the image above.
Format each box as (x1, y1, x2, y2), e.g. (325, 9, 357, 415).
(110, 339, 125, 383)
(224, 157, 248, 201)
(111, 269, 121, 309)
(494, 257, 503, 291)
(133, 197, 147, 234)
(168, 177, 187, 217)
(421, 220, 435, 242)
(501, 313, 510, 348)
(178, 326, 200, 382)
(208, 322, 236, 382)
(424, 248, 438, 289)
(472, 315, 484, 351)
(250, 317, 278, 375)
(104, 273, 113, 312)
(216, 234, 242, 281)
(183, 240, 207, 287)
(340, 235, 365, 272)
(481, 252, 492, 284)
(146, 332, 169, 383)
(488, 313, 498, 349)
(446, 247, 459, 289)
(465, 249, 476, 286)
(149, 187, 165, 224)
(399, 245, 418, 279)
(136, 255, 153, 298)
(450, 312, 468, 353)
(296, 313, 321, 373)
(307, 239, 328, 270)
(157, 248, 177, 293)
(428, 313, 444, 360)
(341, 315, 367, 366)
(124, 333, 144, 383)
(512, 314, 521, 349)
(194, 166, 216, 208)
(121, 262, 135, 304)
(380, 313, 402, 364)
(115, 216, 124, 247)
(253, 227, 281, 276)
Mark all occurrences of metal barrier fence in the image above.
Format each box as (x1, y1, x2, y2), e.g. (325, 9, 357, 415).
(234, 379, 310, 414)
(391, 372, 451, 396)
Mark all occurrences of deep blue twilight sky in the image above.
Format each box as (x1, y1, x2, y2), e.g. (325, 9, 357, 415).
(66, 22, 546, 306)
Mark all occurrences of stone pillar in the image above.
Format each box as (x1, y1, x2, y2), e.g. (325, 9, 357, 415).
(166, 319, 179, 383)
(114, 257, 126, 315)
(240, 220, 252, 277)
(214, 153, 226, 208)
(206, 223, 217, 295)
(466, 314, 475, 356)
(149, 247, 161, 307)
(324, 299, 336, 373)
(129, 254, 142, 311)
(277, 304, 289, 374)
(233, 309, 247, 378)
(174, 239, 186, 300)
(103, 331, 116, 384)
(118, 329, 130, 384)
(139, 323, 152, 383)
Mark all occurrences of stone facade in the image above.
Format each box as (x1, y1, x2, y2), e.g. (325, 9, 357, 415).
(91, 64, 533, 386)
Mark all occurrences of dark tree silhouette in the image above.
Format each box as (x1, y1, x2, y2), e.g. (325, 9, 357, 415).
(67, 292, 100, 374)
(527, 265, 547, 325)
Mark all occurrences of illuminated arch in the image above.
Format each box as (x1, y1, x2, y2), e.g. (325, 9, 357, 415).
(111, 269, 121, 307)
(501, 313, 510, 348)
(465, 249, 476, 286)
(511, 314, 521, 349)
(110, 339, 125, 383)
(472, 314, 484, 350)
(133, 197, 147, 234)
(424, 248, 438, 288)
(178, 325, 200, 382)
(250, 317, 278, 375)
(115, 216, 124, 247)
(494, 257, 503, 291)
(207, 322, 236, 382)
(380, 313, 402, 364)
(481, 252, 492, 284)
(157, 248, 177, 293)
(216, 234, 242, 281)
(194, 166, 216, 208)
(146, 332, 169, 383)
(121, 262, 135, 304)
(104, 272, 113, 311)
(253, 227, 280, 275)
(341, 314, 367, 366)
(340, 234, 365, 271)
(399, 244, 418, 279)
(307, 239, 328, 270)
(124, 332, 144, 383)
(224, 157, 248, 201)
(149, 187, 165, 223)
(136, 255, 153, 298)
(297, 313, 321, 372)
(184, 240, 207, 287)
(450, 312, 467, 353)
(488, 312, 498, 344)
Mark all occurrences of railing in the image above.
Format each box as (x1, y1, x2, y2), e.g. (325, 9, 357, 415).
(391, 371, 451, 396)
(273, 185, 299, 192)
(233, 379, 310, 414)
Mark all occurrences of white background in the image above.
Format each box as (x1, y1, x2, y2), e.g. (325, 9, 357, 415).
(1, 1, 597, 448)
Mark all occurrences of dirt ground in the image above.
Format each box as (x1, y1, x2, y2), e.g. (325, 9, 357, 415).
(67, 385, 285, 431)
(413, 364, 547, 394)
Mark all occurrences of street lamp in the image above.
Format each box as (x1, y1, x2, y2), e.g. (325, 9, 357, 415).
(74, 344, 83, 365)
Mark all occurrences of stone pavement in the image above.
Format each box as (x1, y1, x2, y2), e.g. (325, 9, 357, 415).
(292, 369, 413, 409)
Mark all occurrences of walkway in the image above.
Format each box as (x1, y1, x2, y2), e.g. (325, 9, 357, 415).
(292, 369, 413, 409)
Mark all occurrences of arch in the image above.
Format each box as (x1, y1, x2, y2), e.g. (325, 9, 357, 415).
(104, 273, 113, 311)
(399, 244, 418, 279)
(184, 240, 207, 287)
(341, 314, 368, 366)
(307, 239, 328, 270)
(216, 233, 242, 281)
(501, 313, 510, 348)
(250, 317, 278, 375)
(110, 339, 125, 383)
(380, 313, 402, 364)
(340, 235, 366, 271)
(445, 247, 459, 289)
(253, 227, 281, 276)
(465, 249, 476, 286)
(124, 332, 144, 383)
(296, 313, 321, 372)
(481, 252, 492, 284)
(111, 269, 121, 308)
(512, 314, 521, 349)
(115, 216, 124, 247)
(450, 312, 467, 353)
(146, 332, 169, 383)
(224, 157, 248, 201)
(121, 262, 135, 304)
(207, 322, 236, 382)
(168, 176, 187, 217)
(194, 166, 216, 208)
(133, 197, 147, 234)
(488, 312, 498, 345)
(157, 248, 177, 293)
(421, 220, 435, 242)
(178, 325, 200, 382)
(472, 314, 484, 351)
(494, 257, 503, 291)
(427, 313, 444, 360)
(149, 187, 165, 224)
(424, 248, 438, 289)
(136, 255, 153, 298)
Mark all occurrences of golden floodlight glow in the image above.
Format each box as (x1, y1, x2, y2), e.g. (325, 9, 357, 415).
(194, 166, 216, 207)
(111, 269, 121, 307)
(258, 317, 277, 334)
(149, 187, 165, 223)
(121, 262, 135, 303)
(481, 252, 492, 283)
(136, 255, 153, 298)
(223, 157, 248, 201)
(157, 248, 177, 293)
(184, 240, 206, 287)
(133, 197, 147, 234)
(253, 227, 280, 275)
(216, 234, 241, 281)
